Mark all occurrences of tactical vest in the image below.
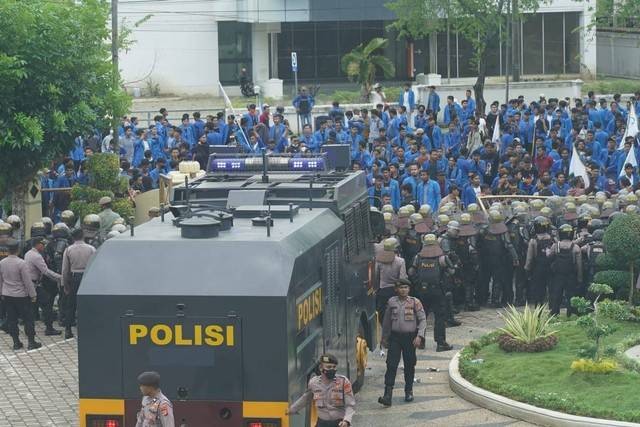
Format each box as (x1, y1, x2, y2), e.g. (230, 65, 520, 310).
(53, 238, 69, 273)
(535, 237, 554, 270)
(415, 256, 441, 293)
(551, 243, 575, 274)
(587, 242, 605, 276)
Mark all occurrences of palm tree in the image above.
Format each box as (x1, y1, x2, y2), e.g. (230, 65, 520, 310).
(341, 38, 396, 101)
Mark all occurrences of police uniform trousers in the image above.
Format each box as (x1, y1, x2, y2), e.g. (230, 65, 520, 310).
(529, 265, 550, 306)
(513, 263, 527, 305)
(4, 296, 36, 340)
(384, 331, 417, 390)
(316, 420, 341, 427)
(376, 287, 396, 324)
(64, 272, 83, 328)
(549, 272, 576, 316)
(416, 287, 446, 344)
(476, 253, 491, 305)
(36, 278, 57, 327)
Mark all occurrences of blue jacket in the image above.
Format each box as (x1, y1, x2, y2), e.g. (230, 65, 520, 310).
(462, 184, 479, 208)
(398, 90, 416, 111)
(181, 124, 196, 149)
(70, 137, 85, 162)
(269, 124, 289, 148)
(444, 131, 462, 157)
(384, 179, 401, 210)
(149, 137, 165, 160)
(414, 114, 428, 130)
(550, 182, 570, 196)
(426, 92, 440, 113)
(402, 175, 420, 199)
(417, 179, 441, 211)
(425, 125, 442, 150)
(368, 186, 391, 206)
(443, 103, 463, 125)
(206, 130, 224, 146)
(293, 95, 315, 114)
(132, 139, 145, 167)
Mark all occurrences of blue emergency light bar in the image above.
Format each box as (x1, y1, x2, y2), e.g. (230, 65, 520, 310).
(207, 154, 327, 173)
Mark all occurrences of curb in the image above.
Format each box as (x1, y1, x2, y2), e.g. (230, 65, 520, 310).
(448, 351, 640, 427)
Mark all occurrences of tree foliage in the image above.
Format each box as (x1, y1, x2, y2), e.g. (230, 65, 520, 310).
(341, 38, 396, 100)
(386, 0, 547, 113)
(0, 0, 130, 198)
(603, 214, 640, 264)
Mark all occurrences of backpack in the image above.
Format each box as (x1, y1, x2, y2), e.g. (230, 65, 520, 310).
(415, 256, 441, 293)
(551, 243, 575, 274)
(53, 238, 69, 272)
(587, 243, 605, 277)
(535, 237, 554, 269)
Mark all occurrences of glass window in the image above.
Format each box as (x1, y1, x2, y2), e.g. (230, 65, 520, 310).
(522, 14, 543, 75)
(564, 12, 580, 73)
(218, 22, 252, 84)
(544, 13, 564, 74)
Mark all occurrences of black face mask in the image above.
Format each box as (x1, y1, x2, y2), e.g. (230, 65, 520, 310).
(322, 369, 337, 380)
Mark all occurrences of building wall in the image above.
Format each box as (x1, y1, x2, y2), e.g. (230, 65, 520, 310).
(597, 31, 640, 79)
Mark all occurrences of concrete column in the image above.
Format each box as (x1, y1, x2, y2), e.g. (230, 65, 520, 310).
(429, 33, 438, 74)
(252, 23, 270, 85)
(270, 32, 279, 78)
(580, 0, 597, 77)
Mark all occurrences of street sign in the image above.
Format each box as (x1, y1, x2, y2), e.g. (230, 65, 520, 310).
(291, 52, 298, 72)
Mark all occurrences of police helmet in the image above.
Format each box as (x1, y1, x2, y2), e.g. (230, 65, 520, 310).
(490, 202, 503, 212)
(52, 223, 70, 239)
(565, 195, 576, 204)
(587, 218, 604, 233)
(595, 192, 607, 206)
(405, 204, 416, 215)
(106, 230, 120, 240)
(111, 223, 127, 233)
(530, 199, 544, 211)
(383, 212, 393, 223)
(564, 202, 577, 213)
(409, 213, 423, 226)
(626, 193, 638, 205)
(0, 223, 12, 237)
(558, 223, 574, 240)
(533, 216, 551, 234)
(512, 204, 528, 219)
(82, 214, 101, 230)
(592, 229, 605, 242)
(6, 215, 21, 230)
(625, 205, 639, 215)
(577, 213, 592, 229)
(489, 210, 504, 224)
(467, 203, 479, 213)
(30, 221, 46, 238)
(546, 195, 562, 210)
(447, 220, 460, 236)
(636, 189, 640, 199)
(383, 237, 399, 251)
(619, 189, 629, 197)
(41, 217, 53, 235)
(382, 204, 395, 214)
(539, 206, 552, 218)
(113, 217, 126, 226)
(61, 210, 76, 227)
(459, 213, 472, 225)
(422, 233, 438, 245)
(370, 206, 380, 213)
(602, 200, 614, 211)
(436, 214, 450, 227)
(576, 194, 588, 204)
(438, 204, 452, 216)
(419, 204, 432, 217)
(398, 206, 411, 218)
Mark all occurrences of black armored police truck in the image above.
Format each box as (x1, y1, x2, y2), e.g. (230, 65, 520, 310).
(77, 154, 380, 427)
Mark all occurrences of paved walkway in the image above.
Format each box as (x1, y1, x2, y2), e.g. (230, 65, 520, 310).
(0, 309, 534, 426)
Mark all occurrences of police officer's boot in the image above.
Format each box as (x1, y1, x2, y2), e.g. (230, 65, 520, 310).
(27, 337, 42, 350)
(378, 386, 393, 406)
(45, 324, 62, 336)
(404, 386, 414, 402)
(436, 342, 453, 352)
(445, 292, 461, 327)
(65, 327, 74, 339)
(464, 283, 480, 311)
(11, 335, 23, 350)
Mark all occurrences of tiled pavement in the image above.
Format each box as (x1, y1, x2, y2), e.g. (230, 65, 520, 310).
(0, 310, 534, 426)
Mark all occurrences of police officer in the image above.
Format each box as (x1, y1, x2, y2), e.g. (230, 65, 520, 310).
(24, 236, 62, 335)
(0, 223, 12, 332)
(524, 216, 555, 306)
(481, 210, 518, 306)
(0, 239, 42, 350)
(135, 371, 175, 427)
(82, 214, 103, 249)
(401, 213, 423, 266)
(375, 238, 408, 323)
(408, 234, 454, 352)
(583, 229, 605, 291)
(41, 217, 54, 239)
(454, 214, 481, 311)
(547, 224, 583, 317)
(437, 222, 462, 326)
(98, 197, 122, 238)
(508, 205, 530, 306)
(46, 223, 71, 326)
(379, 278, 427, 406)
(288, 354, 356, 427)
(6, 215, 22, 242)
(61, 228, 96, 338)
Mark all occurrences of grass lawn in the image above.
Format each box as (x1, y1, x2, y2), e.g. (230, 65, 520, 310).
(460, 319, 640, 423)
(582, 78, 640, 96)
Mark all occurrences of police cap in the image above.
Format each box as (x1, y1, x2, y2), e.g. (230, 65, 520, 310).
(320, 354, 338, 365)
(99, 196, 112, 206)
(137, 371, 161, 388)
(0, 223, 12, 236)
(395, 278, 412, 287)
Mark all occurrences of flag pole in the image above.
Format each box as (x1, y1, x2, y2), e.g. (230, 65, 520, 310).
(218, 82, 254, 153)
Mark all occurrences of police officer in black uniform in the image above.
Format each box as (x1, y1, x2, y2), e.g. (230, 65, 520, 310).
(508, 204, 530, 306)
(46, 223, 71, 327)
(524, 216, 555, 306)
(480, 210, 518, 306)
(454, 213, 481, 311)
(547, 224, 583, 317)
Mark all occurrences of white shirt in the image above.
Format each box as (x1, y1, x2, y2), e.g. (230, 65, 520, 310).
(371, 91, 385, 107)
(403, 91, 410, 109)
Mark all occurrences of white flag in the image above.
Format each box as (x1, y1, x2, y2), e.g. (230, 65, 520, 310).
(569, 143, 590, 188)
(218, 82, 235, 115)
(619, 102, 638, 150)
(492, 116, 501, 152)
(619, 146, 638, 177)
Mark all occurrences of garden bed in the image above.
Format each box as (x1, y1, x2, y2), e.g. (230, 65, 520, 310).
(459, 320, 640, 423)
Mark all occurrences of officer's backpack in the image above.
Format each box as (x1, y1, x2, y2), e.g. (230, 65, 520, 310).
(587, 242, 605, 276)
(551, 243, 575, 274)
(415, 256, 441, 293)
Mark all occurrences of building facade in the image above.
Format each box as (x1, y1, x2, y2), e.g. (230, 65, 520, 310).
(119, 0, 596, 97)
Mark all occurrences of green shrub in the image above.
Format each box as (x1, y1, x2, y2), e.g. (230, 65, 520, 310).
(593, 270, 632, 299)
(69, 201, 101, 222)
(498, 303, 558, 345)
(570, 358, 617, 374)
(87, 153, 121, 191)
(70, 185, 113, 204)
(112, 198, 134, 221)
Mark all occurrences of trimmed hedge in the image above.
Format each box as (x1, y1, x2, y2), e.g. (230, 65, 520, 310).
(594, 270, 632, 300)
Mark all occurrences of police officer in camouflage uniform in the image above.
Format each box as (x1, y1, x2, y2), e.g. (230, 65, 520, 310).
(408, 234, 454, 352)
(378, 278, 427, 406)
(288, 354, 356, 427)
(136, 371, 175, 427)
